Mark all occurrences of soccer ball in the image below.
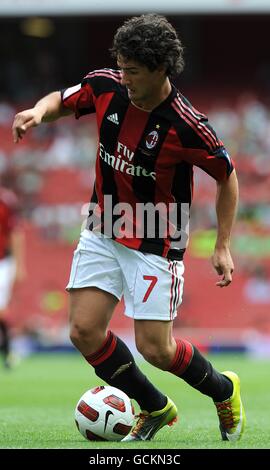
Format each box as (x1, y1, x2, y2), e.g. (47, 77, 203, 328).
(75, 385, 135, 441)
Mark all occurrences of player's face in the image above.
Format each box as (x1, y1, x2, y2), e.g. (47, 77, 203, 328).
(117, 56, 166, 107)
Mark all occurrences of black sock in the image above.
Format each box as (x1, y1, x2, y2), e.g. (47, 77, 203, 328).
(0, 319, 10, 359)
(84, 331, 167, 412)
(169, 339, 233, 402)
(181, 345, 233, 401)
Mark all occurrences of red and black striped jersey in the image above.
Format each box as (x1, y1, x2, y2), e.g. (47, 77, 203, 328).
(61, 69, 234, 260)
(0, 187, 19, 259)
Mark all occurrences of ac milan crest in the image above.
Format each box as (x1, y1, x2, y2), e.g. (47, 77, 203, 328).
(145, 130, 159, 149)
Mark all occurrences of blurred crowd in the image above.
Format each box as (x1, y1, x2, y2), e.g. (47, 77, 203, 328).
(1, 88, 270, 356)
(0, 91, 269, 253)
(1, 14, 270, 361)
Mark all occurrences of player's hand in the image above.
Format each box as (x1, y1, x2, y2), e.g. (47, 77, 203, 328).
(212, 246, 234, 288)
(12, 109, 43, 143)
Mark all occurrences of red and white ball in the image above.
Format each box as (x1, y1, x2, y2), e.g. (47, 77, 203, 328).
(75, 385, 135, 441)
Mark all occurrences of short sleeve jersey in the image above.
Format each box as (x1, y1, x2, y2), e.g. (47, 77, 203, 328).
(62, 69, 234, 260)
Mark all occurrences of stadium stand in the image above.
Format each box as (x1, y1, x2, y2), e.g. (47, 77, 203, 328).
(1, 92, 270, 353)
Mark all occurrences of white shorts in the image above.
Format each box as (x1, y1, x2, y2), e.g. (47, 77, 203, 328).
(0, 256, 16, 310)
(66, 230, 184, 321)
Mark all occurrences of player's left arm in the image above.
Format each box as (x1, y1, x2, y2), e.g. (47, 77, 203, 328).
(212, 169, 239, 288)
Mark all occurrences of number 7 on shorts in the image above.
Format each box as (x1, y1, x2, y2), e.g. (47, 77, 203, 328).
(142, 275, 158, 302)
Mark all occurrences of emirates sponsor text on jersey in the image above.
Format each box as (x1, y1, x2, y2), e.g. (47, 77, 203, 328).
(99, 141, 156, 180)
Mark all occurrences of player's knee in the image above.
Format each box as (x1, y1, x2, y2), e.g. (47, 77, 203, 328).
(136, 342, 172, 370)
(70, 322, 93, 347)
(69, 322, 106, 354)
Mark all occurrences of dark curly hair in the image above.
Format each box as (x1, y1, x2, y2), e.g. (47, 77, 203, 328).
(110, 14, 184, 78)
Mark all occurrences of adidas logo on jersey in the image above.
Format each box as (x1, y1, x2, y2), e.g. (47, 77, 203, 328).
(107, 113, 119, 125)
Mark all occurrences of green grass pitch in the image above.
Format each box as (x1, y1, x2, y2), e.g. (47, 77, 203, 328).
(0, 352, 269, 449)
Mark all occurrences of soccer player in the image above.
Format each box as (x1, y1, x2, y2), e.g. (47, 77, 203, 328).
(0, 183, 25, 368)
(12, 14, 245, 441)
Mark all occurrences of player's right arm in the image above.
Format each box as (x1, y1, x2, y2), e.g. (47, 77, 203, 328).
(12, 91, 73, 143)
